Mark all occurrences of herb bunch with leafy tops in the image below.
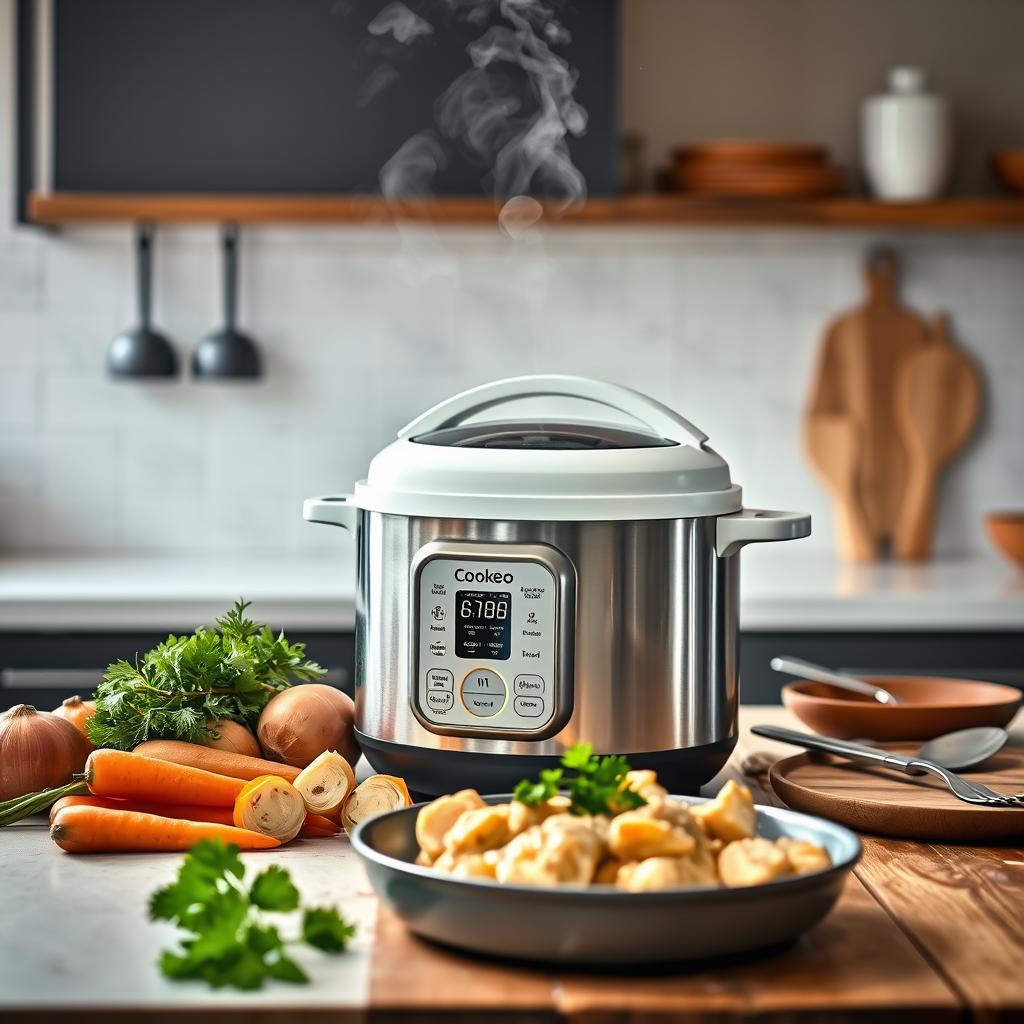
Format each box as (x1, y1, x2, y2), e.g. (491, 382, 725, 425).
(88, 600, 325, 750)
(151, 839, 354, 990)
(514, 743, 647, 816)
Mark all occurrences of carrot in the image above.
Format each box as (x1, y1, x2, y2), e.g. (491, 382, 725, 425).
(49, 804, 279, 853)
(49, 795, 340, 837)
(133, 740, 301, 783)
(85, 749, 245, 806)
(304, 812, 341, 834)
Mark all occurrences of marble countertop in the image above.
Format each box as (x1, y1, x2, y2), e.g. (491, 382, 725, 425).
(0, 822, 376, 1015)
(2, 707, 1021, 1021)
(0, 547, 1021, 632)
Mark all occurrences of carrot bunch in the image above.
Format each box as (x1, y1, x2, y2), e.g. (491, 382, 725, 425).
(3, 748, 342, 853)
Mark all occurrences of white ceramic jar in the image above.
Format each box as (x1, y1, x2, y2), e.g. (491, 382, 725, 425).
(862, 67, 952, 201)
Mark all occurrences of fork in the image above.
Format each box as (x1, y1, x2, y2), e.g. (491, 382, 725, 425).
(751, 725, 1024, 808)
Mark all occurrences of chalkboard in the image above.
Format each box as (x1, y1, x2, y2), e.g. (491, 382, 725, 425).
(43, 0, 615, 200)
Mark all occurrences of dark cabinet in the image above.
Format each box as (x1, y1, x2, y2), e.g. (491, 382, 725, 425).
(0, 631, 355, 712)
(3, 629, 1021, 712)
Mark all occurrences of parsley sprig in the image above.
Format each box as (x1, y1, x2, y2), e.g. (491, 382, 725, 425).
(513, 743, 647, 816)
(88, 600, 325, 750)
(150, 840, 355, 990)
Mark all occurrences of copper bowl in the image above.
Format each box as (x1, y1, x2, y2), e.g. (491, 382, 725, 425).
(990, 150, 1024, 194)
(782, 676, 1021, 742)
(985, 511, 1024, 569)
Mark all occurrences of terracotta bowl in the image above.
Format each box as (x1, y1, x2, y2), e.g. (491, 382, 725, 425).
(991, 150, 1024, 194)
(985, 511, 1024, 569)
(781, 676, 1021, 742)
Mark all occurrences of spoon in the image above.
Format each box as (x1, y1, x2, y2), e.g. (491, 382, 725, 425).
(912, 726, 1007, 772)
(770, 655, 900, 706)
(107, 223, 178, 378)
(192, 224, 262, 379)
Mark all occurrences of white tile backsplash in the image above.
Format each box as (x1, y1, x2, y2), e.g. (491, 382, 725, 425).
(1, 0, 1023, 560)
(0, 221, 1022, 555)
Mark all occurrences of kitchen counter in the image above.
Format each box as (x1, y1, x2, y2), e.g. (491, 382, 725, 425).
(1, 548, 1022, 632)
(2, 707, 1022, 1024)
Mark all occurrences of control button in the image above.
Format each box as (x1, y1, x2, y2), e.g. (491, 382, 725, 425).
(461, 669, 506, 696)
(428, 641, 447, 657)
(461, 668, 507, 718)
(514, 696, 545, 718)
(464, 693, 503, 718)
(514, 674, 545, 696)
(429, 604, 447, 622)
(526, 611, 539, 626)
(426, 668, 454, 691)
(426, 691, 454, 712)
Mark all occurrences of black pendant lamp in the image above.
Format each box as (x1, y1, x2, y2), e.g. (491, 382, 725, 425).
(192, 224, 262, 379)
(107, 223, 178, 378)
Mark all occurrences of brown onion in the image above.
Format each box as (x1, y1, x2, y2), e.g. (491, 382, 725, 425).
(258, 684, 359, 770)
(0, 704, 90, 802)
(202, 720, 262, 758)
(52, 696, 97, 752)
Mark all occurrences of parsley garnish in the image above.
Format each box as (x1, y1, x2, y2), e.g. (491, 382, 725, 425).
(88, 600, 325, 750)
(149, 840, 355, 990)
(513, 743, 647, 816)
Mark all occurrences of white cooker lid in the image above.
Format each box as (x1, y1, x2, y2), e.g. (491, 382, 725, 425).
(352, 376, 742, 521)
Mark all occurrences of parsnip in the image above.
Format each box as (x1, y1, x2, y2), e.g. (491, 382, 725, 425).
(341, 774, 411, 833)
(232, 775, 305, 843)
(294, 750, 355, 821)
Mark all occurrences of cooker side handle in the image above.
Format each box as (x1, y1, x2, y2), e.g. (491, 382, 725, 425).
(716, 509, 811, 558)
(303, 495, 359, 534)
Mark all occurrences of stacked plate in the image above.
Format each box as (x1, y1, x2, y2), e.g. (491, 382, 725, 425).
(670, 141, 844, 198)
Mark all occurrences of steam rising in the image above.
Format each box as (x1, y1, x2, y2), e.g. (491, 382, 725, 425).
(372, 0, 588, 229)
(368, 2, 434, 43)
(380, 133, 448, 197)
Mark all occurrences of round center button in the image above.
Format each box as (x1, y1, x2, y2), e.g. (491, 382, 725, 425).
(461, 669, 507, 718)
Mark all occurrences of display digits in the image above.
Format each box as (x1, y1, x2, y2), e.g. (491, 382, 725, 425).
(459, 596, 509, 621)
(454, 590, 512, 660)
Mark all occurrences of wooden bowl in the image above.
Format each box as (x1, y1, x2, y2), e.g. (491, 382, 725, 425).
(990, 150, 1024, 194)
(670, 161, 844, 198)
(781, 676, 1021, 742)
(985, 511, 1024, 568)
(673, 140, 828, 165)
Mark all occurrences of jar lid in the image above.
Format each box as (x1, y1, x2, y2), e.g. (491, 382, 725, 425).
(351, 376, 742, 522)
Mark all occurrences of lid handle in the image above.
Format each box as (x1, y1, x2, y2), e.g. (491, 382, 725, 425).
(397, 375, 708, 446)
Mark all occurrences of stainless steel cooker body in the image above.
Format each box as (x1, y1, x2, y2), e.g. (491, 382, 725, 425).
(350, 509, 741, 794)
(304, 375, 810, 796)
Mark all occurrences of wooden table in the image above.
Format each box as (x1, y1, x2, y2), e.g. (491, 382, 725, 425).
(3, 706, 1022, 1024)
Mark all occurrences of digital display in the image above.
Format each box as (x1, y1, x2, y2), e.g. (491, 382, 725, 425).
(455, 590, 511, 661)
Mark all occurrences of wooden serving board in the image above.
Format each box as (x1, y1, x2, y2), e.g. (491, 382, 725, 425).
(804, 250, 931, 559)
(770, 744, 1024, 842)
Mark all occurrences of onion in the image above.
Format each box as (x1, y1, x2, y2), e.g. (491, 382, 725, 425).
(0, 704, 90, 802)
(257, 684, 359, 770)
(232, 775, 305, 843)
(51, 696, 97, 752)
(341, 774, 411, 833)
(202, 720, 262, 758)
(294, 750, 356, 821)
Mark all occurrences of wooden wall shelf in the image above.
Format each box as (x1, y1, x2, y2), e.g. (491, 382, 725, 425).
(27, 191, 1024, 229)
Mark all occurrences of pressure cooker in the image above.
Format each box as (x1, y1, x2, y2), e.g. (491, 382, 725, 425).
(304, 376, 809, 795)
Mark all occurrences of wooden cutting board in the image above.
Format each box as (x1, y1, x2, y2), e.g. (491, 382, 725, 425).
(893, 313, 982, 560)
(805, 251, 931, 558)
(770, 744, 1024, 842)
(803, 411, 876, 562)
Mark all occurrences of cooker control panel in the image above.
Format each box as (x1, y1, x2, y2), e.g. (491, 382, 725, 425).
(411, 542, 575, 739)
